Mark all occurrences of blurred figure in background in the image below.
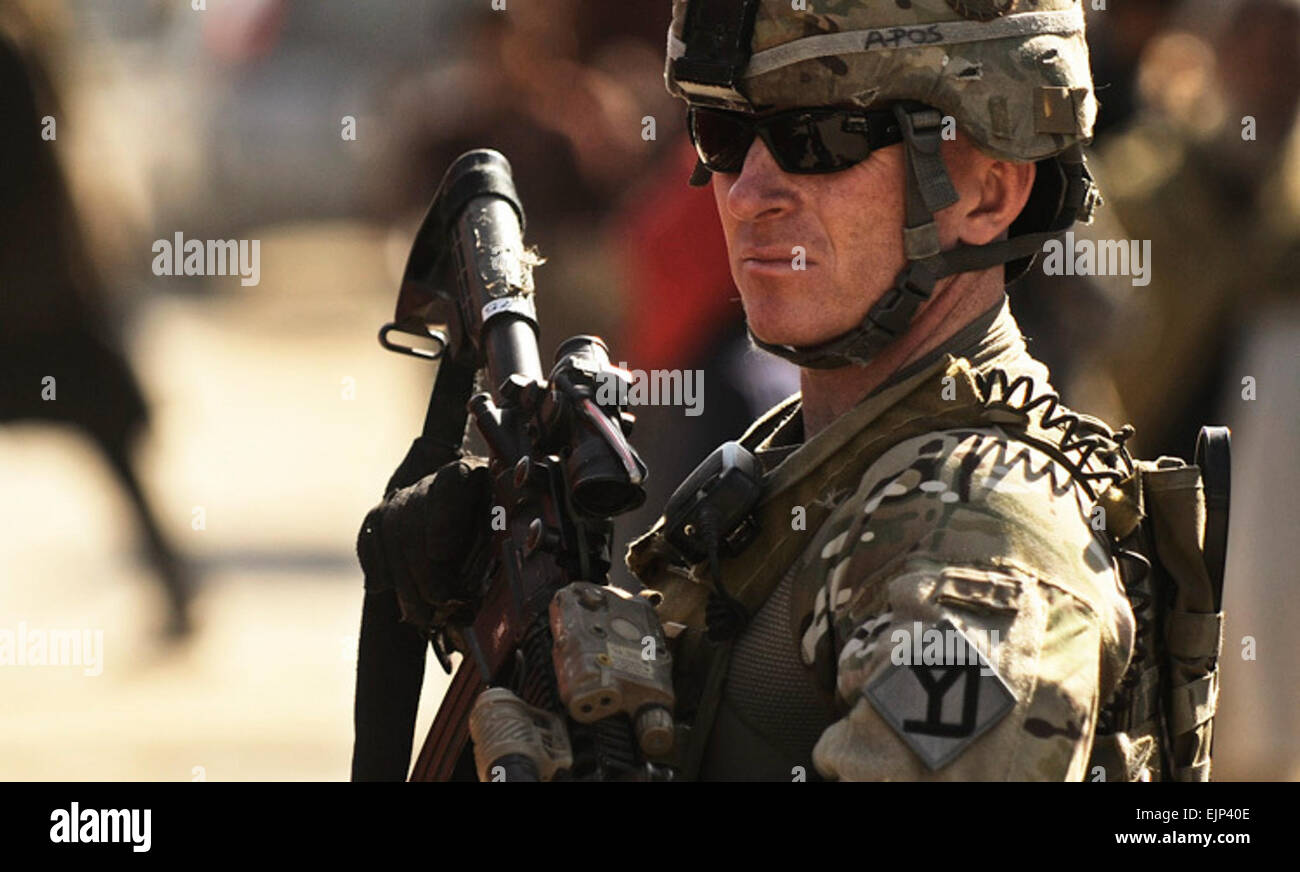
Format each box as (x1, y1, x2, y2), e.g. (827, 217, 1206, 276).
(1088, 0, 1186, 137)
(0, 0, 193, 635)
(372, 0, 680, 362)
(373, 0, 676, 220)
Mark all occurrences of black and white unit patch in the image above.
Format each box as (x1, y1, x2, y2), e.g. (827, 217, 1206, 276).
(865, 619, 1016, 770)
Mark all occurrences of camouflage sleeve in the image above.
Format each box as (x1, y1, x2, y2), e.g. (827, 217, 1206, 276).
(798, 428, 1135, 781)
(811, 559, 1119, 780)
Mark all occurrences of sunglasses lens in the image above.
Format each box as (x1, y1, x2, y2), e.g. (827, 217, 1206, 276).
(691, 109, 754, 173)
(691, 108, 891, 175)
(765, 113, 875, 173)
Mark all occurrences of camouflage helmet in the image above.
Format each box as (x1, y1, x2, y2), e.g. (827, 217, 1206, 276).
(667, 0, 1096, 163)
(665, 0, 1101, 369)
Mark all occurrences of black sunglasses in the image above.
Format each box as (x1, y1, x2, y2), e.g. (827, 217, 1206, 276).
(688, 105, 905, 175)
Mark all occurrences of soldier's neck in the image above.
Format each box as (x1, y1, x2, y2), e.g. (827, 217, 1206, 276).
(800, 269, 1005, 438)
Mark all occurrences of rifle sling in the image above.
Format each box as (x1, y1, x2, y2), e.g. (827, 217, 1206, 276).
(352, 357, 476, 782)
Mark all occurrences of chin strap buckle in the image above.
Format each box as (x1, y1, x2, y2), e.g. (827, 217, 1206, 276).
(745, 259, 944, 369)
(865, 262, 939, 343)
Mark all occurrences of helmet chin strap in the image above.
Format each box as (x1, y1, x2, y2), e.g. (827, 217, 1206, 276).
(747, 104, 1093, 370)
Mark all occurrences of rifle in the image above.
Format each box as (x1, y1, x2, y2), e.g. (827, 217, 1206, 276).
(353, 149, 675, 782)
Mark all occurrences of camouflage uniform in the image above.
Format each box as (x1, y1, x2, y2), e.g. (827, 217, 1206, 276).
(630, 300, 1139, 780)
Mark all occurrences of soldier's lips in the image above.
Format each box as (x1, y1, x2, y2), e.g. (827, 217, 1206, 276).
(739, 250, 818, 273)
(741, 262, 818, 281)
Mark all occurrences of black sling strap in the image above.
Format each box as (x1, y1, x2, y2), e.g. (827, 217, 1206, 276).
(351, 357, 476, 781)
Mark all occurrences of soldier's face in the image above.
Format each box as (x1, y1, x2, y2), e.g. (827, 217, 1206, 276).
(712, 127, 1032, 351)
(711, 133, 912, 349)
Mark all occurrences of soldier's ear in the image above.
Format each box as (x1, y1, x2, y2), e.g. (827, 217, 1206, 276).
(944, 143, 1036, 248)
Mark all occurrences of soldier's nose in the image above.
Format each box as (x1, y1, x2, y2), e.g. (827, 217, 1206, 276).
(723, 138, 798, 223)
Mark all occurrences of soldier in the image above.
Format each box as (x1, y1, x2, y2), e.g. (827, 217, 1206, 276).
(360, 0, 1192, 781)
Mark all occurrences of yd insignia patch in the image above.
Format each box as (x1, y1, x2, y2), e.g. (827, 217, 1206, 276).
(865, 619, 1016, 770)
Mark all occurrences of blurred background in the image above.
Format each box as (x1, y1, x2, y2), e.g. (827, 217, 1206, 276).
(0, 0, 1294, 781)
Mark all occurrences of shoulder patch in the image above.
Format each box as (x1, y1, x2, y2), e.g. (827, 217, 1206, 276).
(864, 619, 1017, 770)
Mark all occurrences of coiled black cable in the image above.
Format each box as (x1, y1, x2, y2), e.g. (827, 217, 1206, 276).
(974, 368, 1134, 499)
